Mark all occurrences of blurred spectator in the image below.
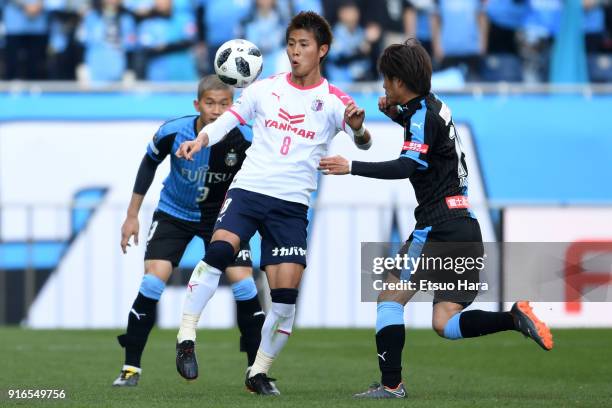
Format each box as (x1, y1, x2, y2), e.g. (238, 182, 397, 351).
(480, 0, 528, 82)
(326, 0, 371, 82)
(360, 0, 415, 79)
(198, 0, 251, 74)
(582, 0, 612, 82)
(431, 0, 487, 81)
(77, 0, 137, 82)
(0, 3, 5, 78)
(3, 0, 49, 79)
(583, 0, 606, 52)
(323, 0, 379, 80)
(122, 0, 162, 77)
(47, 0, 88, 79)
(322, 0, 365, 25)
(364, 0, 413, 46)
(241, 0, 285, 78)
(486, 0, 529, 54)
(606, 2, 612, 51)
(404, 0, 435, 55)
(277, 0, 321, 23)
(522, 0, 562, 82)
(136, 0, 198, 81)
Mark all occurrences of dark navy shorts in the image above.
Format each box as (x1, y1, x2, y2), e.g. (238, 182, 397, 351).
(214, 188, 309, 269)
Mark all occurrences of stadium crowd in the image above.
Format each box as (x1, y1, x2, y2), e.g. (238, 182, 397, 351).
(1, 0, 611, 83)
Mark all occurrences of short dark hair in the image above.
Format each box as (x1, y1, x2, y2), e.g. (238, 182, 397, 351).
(197, 75, 233, 100)
(285, 11, 333, 62)
(378, 39, 432, 96)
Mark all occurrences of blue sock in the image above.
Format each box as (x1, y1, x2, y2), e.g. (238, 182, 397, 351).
(231, 277, 258, 301)
(443, 312, 463, 340)
(376, 301, 405, 333)
(139, 274, 166, 301)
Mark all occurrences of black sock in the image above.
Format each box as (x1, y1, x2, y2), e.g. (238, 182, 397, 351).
(459, 310, 516, 338)
(117, 292, 158, 368)
(236, 295, 264, 366)
(376, 324, 405, 388)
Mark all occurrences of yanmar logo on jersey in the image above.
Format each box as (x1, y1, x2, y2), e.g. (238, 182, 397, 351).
(265, 108, 316, 139)
(402, 141, 429, 154)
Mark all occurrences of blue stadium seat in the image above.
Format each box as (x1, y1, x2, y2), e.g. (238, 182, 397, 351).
(587, 54, 612, 83)
(481, 53, 523, 82)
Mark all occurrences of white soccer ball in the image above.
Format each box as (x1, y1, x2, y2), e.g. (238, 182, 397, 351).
(214, 39, 263, 88)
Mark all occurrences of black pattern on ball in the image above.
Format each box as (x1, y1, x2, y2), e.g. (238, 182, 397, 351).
(218, 74, 237, 85)
(248, 48, 262, 57)
(235, 57, 250, 77)
(216, 48, 231, 68)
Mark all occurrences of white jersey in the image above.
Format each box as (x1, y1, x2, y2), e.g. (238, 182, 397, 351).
(204, 72, 358, 206)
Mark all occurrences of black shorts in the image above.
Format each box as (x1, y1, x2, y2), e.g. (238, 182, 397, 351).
(393, 217, 484, 308)
(144, 210, 252, 268)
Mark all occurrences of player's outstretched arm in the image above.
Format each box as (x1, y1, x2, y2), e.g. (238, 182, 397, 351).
(319, 155, 418, 179)
(176, 134, 208, 161)
(318, 155, 350, 175)
(176, 109, 241, 160)
(344, 101, 372, 150)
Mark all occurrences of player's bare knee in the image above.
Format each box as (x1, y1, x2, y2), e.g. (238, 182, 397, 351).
(144, 260, 173, 282)
(226, 266, 253, 283)
(432, 316, 448, 337)
(432, 302, 464, 338)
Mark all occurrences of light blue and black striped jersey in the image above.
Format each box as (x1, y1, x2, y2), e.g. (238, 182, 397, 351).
(395, 93, 473, 227)
(434, 0, 485, 56)
(147, 115, 252, 222)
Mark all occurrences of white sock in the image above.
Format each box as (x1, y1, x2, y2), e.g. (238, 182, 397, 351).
(249, 302, 295, 377)
(249, 350, 275, 377)
(176, 261, 222, 342)
(176, 313, 199, 343)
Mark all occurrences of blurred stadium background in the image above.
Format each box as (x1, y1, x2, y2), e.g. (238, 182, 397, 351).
(1, 0, 612, 405)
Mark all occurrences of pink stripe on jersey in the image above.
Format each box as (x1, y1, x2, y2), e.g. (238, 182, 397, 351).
(328, 84, 353, 106)
(285, 72, 325, 90)
(228, 108, 246, 125)
(329, 84, 353, 132)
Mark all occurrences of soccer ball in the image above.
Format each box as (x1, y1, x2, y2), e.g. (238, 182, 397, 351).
(214, 39, 263, 88)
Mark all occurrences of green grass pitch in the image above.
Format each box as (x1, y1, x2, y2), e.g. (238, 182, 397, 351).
(1, 328, 611, 407)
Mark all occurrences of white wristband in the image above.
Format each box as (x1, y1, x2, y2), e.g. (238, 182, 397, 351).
(353, 124, 371, 150)
(353, 124, 366, 138)
(348, 160, 352, 174)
